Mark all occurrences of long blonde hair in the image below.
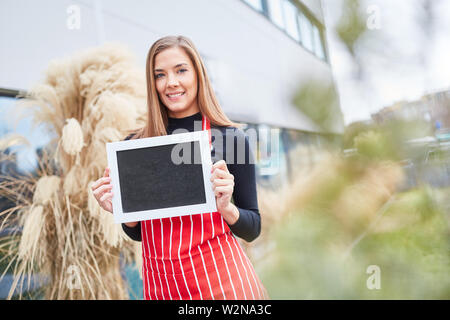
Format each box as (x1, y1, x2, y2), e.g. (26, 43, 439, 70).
(130, 35, 236, 139)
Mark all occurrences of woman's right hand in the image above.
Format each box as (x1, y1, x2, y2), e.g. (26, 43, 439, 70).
(92, 167, 114, 213)
(91, 168, 139, 228)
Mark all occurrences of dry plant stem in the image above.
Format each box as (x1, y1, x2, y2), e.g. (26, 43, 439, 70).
(341, 195, 396, 261)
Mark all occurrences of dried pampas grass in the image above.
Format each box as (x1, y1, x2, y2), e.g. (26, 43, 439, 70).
(63, 165, 82, 196)
(18, 205, 45, 260)
(87, 181, 101, 218)
(95, 91, 139, 130)
(33, 175, 61, 205)
(61, 118, 84, 156)
(98, 209, 126, 248)
(0, 43, 147, 299)
(0, 133, 31, 151)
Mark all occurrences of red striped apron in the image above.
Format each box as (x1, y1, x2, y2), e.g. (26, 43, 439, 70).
(140, 115, 268, 300)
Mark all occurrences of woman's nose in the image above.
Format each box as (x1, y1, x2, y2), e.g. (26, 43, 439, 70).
(167, 74, 179, 87)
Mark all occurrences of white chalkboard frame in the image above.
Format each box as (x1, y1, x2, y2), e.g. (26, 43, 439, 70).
(106, 130, 217, 223)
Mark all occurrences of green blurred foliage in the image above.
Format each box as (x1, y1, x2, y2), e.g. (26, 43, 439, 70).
(342, 120, 374, 149)
(354, 130, 396, 160)
(259, 187, 450, 299)
(335, 0, 367, 56)
(344, 118, 433, 161)
(292, 80, 343, 131)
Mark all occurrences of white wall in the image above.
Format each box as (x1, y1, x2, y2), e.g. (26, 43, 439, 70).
(0, 0, 343, 134)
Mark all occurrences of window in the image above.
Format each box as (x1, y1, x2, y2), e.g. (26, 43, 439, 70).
(243, 0, 264, 12)
(282, 0, 300, 41)
(298, 11, 313, 52)
(0, 95, 54, 174)
(267, 0, 285, 29)
(241, 0, 328, 62)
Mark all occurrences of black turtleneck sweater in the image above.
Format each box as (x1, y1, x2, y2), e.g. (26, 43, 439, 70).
(121, 112, 261, 242)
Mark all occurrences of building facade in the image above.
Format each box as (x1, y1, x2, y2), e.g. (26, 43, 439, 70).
(371, 89, 450, 135)
(0, 0, 343, 186)
(423, 89, 450, 133)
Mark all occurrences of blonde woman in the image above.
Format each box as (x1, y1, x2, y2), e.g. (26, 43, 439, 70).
(92, 35, 267, 300)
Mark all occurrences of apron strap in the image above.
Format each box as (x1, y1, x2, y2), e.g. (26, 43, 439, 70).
(202, 115, 212, 148)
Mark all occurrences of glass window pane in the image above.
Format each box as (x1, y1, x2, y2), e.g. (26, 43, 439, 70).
(243, 0, 263, 12)
(267, 0, 285, 29)
(298, 12, 313, 52)
(313, 25, 325, 59)
(283, 0, 300, 41)
(0, 96, 54, 174)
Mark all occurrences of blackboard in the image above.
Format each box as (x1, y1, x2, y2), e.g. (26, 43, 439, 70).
(106, 131, 217, 223)
(117, 141, 206, 212)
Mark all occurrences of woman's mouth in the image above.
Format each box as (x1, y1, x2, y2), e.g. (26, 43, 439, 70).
(166, 92, 185, 101)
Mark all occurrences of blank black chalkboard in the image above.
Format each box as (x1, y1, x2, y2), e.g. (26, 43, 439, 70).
(116, 141, 206, 213)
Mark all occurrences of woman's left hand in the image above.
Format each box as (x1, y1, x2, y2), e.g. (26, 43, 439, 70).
(211, 160, 239, 224)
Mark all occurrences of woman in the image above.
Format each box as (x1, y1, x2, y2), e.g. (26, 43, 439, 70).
(91, 35, 267, 300)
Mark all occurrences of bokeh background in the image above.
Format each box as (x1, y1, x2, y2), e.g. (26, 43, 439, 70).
(0, 0, 449, 299)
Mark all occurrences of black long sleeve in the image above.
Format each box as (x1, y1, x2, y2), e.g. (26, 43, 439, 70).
(121, 112, 261, 242)
(219, 126, 261, 242)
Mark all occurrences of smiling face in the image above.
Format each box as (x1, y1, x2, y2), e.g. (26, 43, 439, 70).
(154, 46, 199, 118)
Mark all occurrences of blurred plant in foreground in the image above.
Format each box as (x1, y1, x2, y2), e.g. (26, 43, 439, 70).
(335, 0, 367, 57)
(344, 118, 432, 161)
(256, 148, 449, 298)
(254, 32, 447, 298)
(292, 79, 344, 133)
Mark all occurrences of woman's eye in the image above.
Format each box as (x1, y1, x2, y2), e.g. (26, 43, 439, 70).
(178, 68, 188, 74)
(155, 73, 164, 79)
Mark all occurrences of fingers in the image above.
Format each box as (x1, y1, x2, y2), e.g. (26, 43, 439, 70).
(211, 178, 234, 188)
(211, 163, 234, 197)
(211, 173, 234, 198)
(91, 176, 111, 191)
(100, 191, 113, 203)
(90, 168, 114, 213)
(91, 167, 111, 191)
(210, 168, 233, 181)
(213, 185, 233, 197)
(93, 184, 113, 197)
(212, 160, 229, 173)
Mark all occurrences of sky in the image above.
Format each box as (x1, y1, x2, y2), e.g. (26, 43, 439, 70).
(322, 0, 450, 125)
